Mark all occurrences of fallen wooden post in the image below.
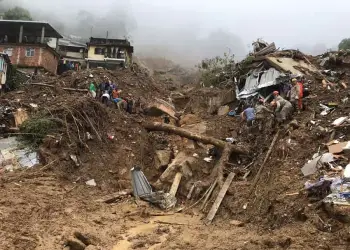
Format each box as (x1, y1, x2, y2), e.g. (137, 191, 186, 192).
(187, 183, 196, 200)
(28, 82, 88, 92)
(144, 122, 248, 155)
(205, 172, 235, 225)
(249, 129, 280, 194)
(169, 172, 183, 196)
(95, 189, 132, 203)
(212, 145, 233, 186)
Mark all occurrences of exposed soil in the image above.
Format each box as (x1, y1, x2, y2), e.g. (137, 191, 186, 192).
(1, 60, 350, 249)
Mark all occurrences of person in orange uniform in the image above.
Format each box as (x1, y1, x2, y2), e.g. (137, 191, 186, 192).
(290, 78, 303, 110)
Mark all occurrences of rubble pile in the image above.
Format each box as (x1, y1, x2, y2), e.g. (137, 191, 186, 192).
(3, 46, 350, 248)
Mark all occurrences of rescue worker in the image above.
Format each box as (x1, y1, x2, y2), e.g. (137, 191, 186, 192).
(273, 90, 284, 102)
(290, 78, 303, 110)
(255, 99, 274, 130)
(241, 106, 255, 127)
(270, 97, 293, 124)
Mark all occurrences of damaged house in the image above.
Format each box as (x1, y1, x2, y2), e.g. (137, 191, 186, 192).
(0, 20, 63, 75)
(235, 40, 318, 100)
(55, 37, 87, 74)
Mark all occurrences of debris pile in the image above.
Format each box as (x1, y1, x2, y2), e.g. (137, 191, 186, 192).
(3, 46, 350, 248)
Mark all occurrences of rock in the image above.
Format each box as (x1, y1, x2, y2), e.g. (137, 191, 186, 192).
(217, 105, 230, 116)
(155, 150, 172, 170)
(146, 98, 178, 120)
(86, 179, 97, 186)
(207, 89, 236, 114)
(65, 239, 86, 250)
(73, 232, 95, 246)
(229, 220, 244, 227)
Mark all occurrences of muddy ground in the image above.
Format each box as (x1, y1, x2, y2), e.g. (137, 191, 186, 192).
(1, 62, 350, 249)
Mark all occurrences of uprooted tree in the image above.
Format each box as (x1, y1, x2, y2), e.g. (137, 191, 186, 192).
(144, 122, 249, 187)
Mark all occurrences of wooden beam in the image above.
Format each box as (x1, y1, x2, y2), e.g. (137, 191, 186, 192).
(205, 172, 235, 225)
(169, 172, 182, 197)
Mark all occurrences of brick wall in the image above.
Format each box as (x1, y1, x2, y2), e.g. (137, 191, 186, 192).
(41, 48, 58, 74)
(0, 44, 58, 74)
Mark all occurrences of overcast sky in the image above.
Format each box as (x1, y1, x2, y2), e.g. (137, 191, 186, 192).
(2, 0, 348, 64)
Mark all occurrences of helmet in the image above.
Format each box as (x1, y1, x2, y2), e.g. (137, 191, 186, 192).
(292, 78, 297, 83)
(273, 91, 279, 96)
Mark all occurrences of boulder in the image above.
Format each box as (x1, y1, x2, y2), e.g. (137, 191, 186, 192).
(155, 150, 172, 170)
(146, 98, 178, 120)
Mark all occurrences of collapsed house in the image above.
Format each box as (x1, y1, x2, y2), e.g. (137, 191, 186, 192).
(235, 39, 319, 100)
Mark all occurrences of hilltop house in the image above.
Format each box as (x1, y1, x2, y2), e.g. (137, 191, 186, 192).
(85, 37, 134, 69)
(0, 20, 63, 74)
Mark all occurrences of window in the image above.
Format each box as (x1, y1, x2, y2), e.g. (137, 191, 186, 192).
(26, 48, 35, 57)
(3, 48, 13, 57)
(94, 47, 105, 55)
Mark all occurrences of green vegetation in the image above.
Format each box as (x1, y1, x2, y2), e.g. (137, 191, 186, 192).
(3, 6, 33, 21)
(197, 52, 235, 87)
(338, 38, 350, 51)
(19, 117, 62, 148)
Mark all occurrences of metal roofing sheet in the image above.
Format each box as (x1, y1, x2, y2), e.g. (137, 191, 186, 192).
(238, 68, 281, 98)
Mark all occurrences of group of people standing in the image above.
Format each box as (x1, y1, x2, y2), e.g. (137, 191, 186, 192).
(89, 78, 133, 113)
(241, 77, 305, 129)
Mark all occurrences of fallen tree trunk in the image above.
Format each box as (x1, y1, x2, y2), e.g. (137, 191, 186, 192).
(28, 82, 88, 92)
(144, 122, 249, 187)
(144, 122, 248, 155)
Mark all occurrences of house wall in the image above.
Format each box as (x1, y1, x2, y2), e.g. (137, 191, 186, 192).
(87, 45, 104, 60)
(0, 44, 58, 74)
(61, 51, 84, 59)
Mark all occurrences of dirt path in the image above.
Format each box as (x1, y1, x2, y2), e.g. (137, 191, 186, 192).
(0, 171, 347, 250)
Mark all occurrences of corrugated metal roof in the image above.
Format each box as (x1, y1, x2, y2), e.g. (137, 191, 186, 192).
(238, 68, 281, 98)
(59, 38, 86, 48)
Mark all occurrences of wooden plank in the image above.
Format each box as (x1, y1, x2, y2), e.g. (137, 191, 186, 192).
(169, 172, 183, 196)
(95, 189, 132, 203)
(205, 172, 235, 225)
(201, 178, 218, 210)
